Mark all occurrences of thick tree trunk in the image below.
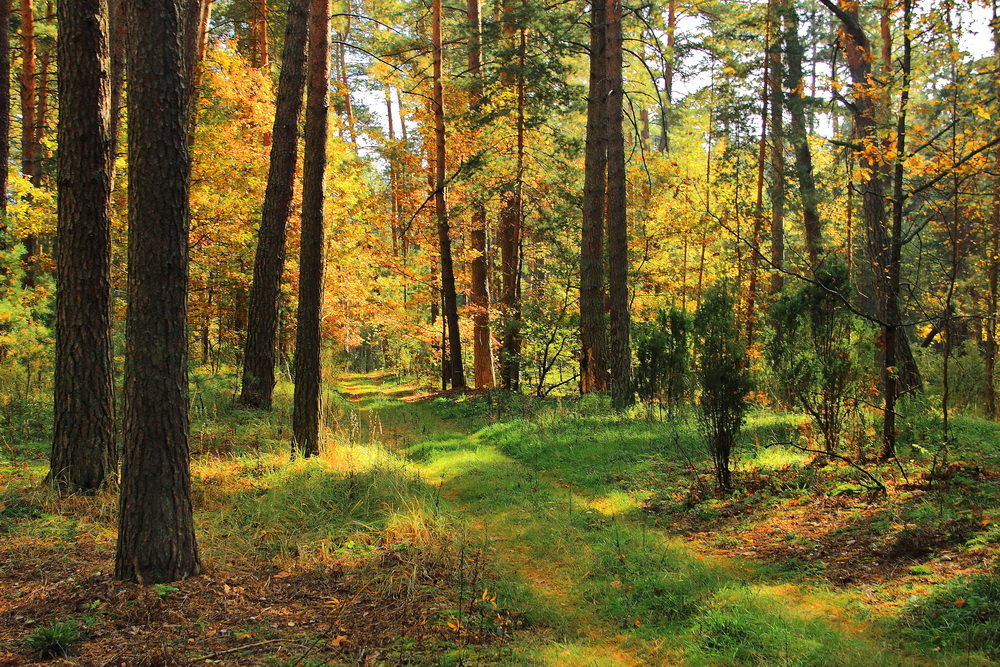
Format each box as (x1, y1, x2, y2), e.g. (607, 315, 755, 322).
(116, 0, 200, 584)
(240, 0, 310, 409)
(580, 0, 608, 393)
(292, 0, 330, 458)
(782, 3, 822, 265)
(606, 0, 631, 409)
(467, 0, 495, 388)
(20, 0, 37, 286)
(431, 0, 466, 389)
(50, 0, 116, 494)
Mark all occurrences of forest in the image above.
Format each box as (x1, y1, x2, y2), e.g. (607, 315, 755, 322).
(2, 0, 1000, 663)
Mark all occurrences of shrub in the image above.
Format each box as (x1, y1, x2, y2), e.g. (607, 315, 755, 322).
(25, 620, 85, 658)
(634, 307, 690, 417)
(694, 283, 751, 492)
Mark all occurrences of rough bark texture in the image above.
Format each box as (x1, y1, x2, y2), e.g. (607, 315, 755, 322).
(467, 0, 495, 388)
(606, 0, 631, 409)
(116, 0, 201, 584)
(781, 3, 822, 265)
(51, 0, 116, 494)
(821, 0, 920, 420)
(240, 0, 310, 409)
(432, 0, 466, 389)
(0, 0, 9, 228)
(580, 0, 608, 393)
(768, 4, 785, 295)
(292, 0, 329, 458)
(20, 0, 37, 286)
(249, 0, 269, 68)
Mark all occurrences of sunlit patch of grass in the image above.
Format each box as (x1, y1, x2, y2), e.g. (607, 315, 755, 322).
(743, 444, 811, 470)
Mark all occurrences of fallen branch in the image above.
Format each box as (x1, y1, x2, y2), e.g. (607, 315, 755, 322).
(768, 441, 887, 494)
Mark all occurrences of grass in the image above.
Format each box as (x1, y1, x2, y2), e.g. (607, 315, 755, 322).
(6, 367, 1000, 663)
(25, 619, 86, 658)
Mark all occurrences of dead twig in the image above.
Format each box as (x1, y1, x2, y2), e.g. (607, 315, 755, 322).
(768, 441, 887, 494)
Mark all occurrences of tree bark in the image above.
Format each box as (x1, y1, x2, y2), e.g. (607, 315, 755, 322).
(19, 0, 37, 286)
(580, 0, 608, 393)
(109, 0, 126, 181)
(659, 0, 675, 152)
(986, 0, 1000, 420)
(467, 0, 495, 388)
(606, 0, 631, 409)
(769, 3, 785, 295)
(240, 0, 310, 409)
(183, 0, 212, 149)
(781, 2, 822, 265)
(292, 0, 329, 458)
(249, 0, 268, 68)
(50, 0, 116, 494)
(0, 0, 9, 231)
(116, 0, 200, 584)
(431, 0, 466, 389)
(746, 0, 772, 345)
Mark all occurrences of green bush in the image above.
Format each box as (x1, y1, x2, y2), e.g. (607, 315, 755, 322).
(25, 620, 85, 658)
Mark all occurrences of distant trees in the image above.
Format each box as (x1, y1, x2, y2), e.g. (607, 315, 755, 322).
(50, 0, 116, 494)
(116, 0, 200, 583)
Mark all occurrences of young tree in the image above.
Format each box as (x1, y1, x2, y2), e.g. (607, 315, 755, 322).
(695, 282, 752, 492)
(116, 0, 201, 583)
(0, 0, 9, 231)
(241, 0, 311, 409)
(292, 0, 330, 458)
(50, 0, 116, 493)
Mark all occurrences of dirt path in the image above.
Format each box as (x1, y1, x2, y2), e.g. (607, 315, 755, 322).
(333, 374, 917, 665)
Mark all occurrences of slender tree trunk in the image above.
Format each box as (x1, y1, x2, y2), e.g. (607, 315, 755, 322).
(109, 0, 126, 180)
(746, 0, 772, 345)
(240, 0, 310, 409)
(339, 6, 356, 146)
(769, 4, 785, 295)
(34, 8, 50, 179)
(183, 0, 211, 149)
(986, 0, 1000, 419)
(498, 28, 526, 391)
(20, 0, 37, 286)
(821, 0, 920, 460)
(782, 2, 822, 265)
(292, 0, 329, 458)
(467, 0, 495, 388)
(606, 0, 631, 408)
(0, 0, 9, 232)
(50, 0, 116, 494)
(432, 0, 466, 389)
(116, 0, 200, 584)
(659, 0, 675, 152)
(580, 0, 608, 393)
(249, 0, 269, 68)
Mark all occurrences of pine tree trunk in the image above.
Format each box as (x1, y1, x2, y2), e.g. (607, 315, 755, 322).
(50, 0, 116, 494)
(109, 0, 126, 181)
(746, 0, 772, 345)
(606, 0, 631, 409)
(240, 0, 310, 409)
(580, 0, 609, 393)
(467, 0, 495, 388)
(782, 2, 822, 265)
(19, 0, 37, 286)
(0, 0, 9, 231)
(292, 0, 329, 458)
(431, 0, 466, 389)
(659, 0, 675, 152)
(580, 0, 608, 394)
(985, 0, 1000, 420)
(249, 0, 269, 68)
(769, 5, 785, 295)
(116, 0, 200, 584)
(183, 0, 211, 148)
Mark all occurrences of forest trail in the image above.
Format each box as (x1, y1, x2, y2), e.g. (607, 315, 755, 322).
(332, 373, 915, 665)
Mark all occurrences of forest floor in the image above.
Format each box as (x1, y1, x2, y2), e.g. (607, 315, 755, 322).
(2, 370, 999, 664)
